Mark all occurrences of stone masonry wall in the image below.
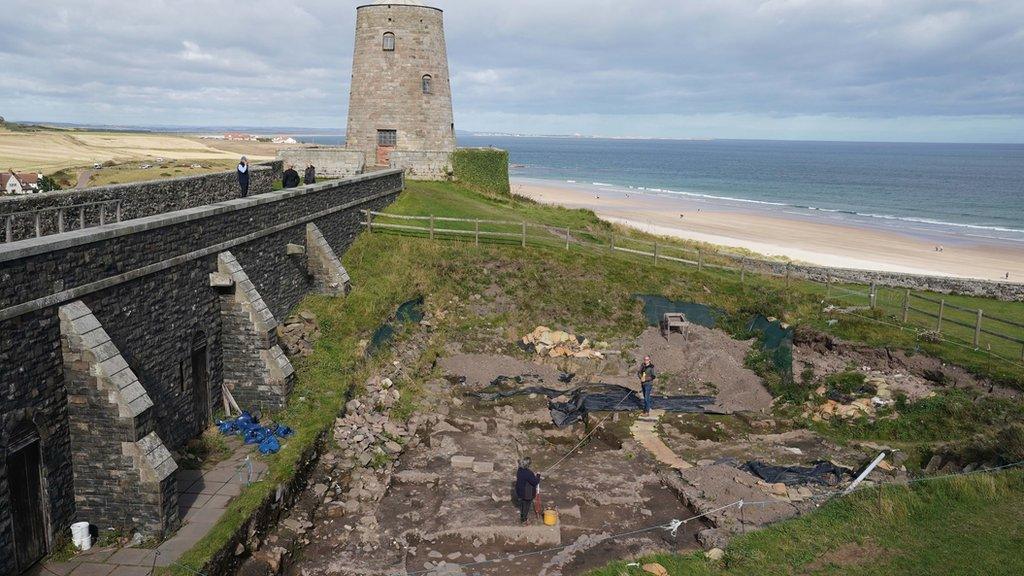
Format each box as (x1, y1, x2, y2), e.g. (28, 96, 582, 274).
(0, 165, 275, 243)
(731, 255, 1024, 301)
(59, 300, 178, 537)
(277, 148, 365, 179)
(218, 251, 295, 411)
(389, 150, 452, 180)
(0, 170, 403, 571)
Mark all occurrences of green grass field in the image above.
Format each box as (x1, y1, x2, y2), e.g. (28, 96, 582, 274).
(163, 180, 1024, 575)
(589, 470, 1024, 576)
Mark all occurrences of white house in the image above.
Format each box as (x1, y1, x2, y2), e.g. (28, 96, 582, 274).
(1, 171, 41, 195)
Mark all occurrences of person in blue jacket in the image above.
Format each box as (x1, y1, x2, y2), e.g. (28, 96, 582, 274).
(515, 457, 541, 524)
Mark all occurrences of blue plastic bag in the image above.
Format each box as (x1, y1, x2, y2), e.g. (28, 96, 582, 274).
(259, 435, 281, 454)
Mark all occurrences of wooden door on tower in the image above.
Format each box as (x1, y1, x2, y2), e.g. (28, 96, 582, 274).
(376, 129, 397, 166)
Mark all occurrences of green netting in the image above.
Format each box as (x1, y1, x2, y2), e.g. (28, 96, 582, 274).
(747, 315, 794, 382)
(636, 295, 723, 329)
(636, 295, 793, 382)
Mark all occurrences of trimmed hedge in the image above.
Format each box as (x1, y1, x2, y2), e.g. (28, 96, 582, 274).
(451, 148, 510, 195)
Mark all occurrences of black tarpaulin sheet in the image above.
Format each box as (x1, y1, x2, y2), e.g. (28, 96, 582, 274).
(741, 460, 852, 486)
(469, 383, 714, 428)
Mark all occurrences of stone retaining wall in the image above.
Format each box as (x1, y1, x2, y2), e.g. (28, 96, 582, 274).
(734, 256, 1024, 301)
(0, 169, 403, 573)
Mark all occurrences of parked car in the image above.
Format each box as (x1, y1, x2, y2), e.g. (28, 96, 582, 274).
(93, 163, 101, 169)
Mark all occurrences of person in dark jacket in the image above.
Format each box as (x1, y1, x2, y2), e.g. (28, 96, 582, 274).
(237, 156, 250, 197)
(282, 164, 300, 189)
(515, 457, 541, 524)
(304, 164, 316, 185)
(637, 355, 656, 415)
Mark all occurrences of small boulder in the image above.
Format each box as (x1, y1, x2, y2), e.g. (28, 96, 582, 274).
(705, 548, 725, 561)
(642, 563, 669, 576)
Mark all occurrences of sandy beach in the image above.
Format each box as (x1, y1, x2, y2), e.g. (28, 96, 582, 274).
(514, 179, 1024, 281)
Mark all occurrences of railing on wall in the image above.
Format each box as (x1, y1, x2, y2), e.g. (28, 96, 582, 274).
(2, 199, 123, 243)
(361, 209, 1024, 364)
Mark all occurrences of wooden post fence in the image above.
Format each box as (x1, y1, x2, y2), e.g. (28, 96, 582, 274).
(521, 222, 526, 248)
(937, 299, 945, 332)
(475, 220, 480, 246)
(869, 283, 877, 309)
(826, 271, 831, 299)
(653, 242, 659, 266)
(429, 215, 435, 240)
(974, 309, 983, 347)
(565, 228, 570, 250)
(740, 258, 746, 285)
(698, 249, 703, 272)
(902, 289, 910, 323)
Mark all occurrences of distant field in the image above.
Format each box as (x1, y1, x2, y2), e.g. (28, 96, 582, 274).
(0, 125, 292, 187)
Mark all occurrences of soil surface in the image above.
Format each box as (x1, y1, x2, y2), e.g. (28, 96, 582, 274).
(246, 309, 974, 576)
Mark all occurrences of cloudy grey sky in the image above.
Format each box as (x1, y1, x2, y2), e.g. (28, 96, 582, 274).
(2, 1, 1023, 142)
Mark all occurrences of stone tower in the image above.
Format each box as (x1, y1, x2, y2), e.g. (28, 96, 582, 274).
(345, 0, 456, 179)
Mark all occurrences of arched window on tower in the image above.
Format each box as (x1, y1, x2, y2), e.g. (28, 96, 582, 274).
(422, 74, 433, 94)
(382, 32, 395, 51)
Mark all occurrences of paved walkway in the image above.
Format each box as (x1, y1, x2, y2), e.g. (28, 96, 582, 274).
(36, 438, 267, 576)
(630, 410, 693, 471)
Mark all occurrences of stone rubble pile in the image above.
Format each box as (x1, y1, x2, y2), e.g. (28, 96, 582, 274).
(802, 371, 918, 422)
(277, 310, 321, 357)
(521, 326, 605, 359)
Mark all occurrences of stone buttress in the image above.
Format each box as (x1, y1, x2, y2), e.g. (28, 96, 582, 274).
(306, 223, 352, 296)
(216, 251, 295, 411)
(58, 301, 179, 537)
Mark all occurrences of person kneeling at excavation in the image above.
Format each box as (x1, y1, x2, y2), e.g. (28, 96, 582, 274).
(515, 457, 541, 524)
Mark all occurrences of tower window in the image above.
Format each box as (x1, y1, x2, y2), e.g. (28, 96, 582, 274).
(422, 75, 433, 94)
(382, 32, 395, 51)
(378, 129, 397, 147)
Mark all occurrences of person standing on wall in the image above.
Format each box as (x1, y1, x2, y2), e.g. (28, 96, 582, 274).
(282, 164, 301, 189)
(237, 156, 250, 197)
(515, 457, 541, 524)
(637, 355, 656, 415)
(304, 164, 317, 185)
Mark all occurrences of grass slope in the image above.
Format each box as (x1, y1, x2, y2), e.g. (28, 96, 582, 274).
(164, 180, 1024, 574)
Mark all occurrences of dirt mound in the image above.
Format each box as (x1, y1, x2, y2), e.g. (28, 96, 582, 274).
(793, 326, 1019, 400)
(636, 326, 773, 414)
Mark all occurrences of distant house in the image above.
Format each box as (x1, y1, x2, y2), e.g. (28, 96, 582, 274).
(2, 171, 41, 195)
(271, 136, 298, 144)
(224, 132, 257, 142)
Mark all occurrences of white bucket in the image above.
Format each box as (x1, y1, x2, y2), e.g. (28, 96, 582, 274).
(71, 521, 91, 551)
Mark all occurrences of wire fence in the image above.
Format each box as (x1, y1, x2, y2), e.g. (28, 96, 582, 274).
(362, 210, 1024, 366)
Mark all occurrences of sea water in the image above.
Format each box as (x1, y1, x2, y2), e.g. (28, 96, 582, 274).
(299, 135, 1024, 244)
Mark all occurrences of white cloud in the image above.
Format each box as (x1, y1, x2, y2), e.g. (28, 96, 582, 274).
(0, 0, 1021, 141)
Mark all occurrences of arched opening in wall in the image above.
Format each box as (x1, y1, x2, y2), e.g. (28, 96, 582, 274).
(6, 419, 48, 572)
(382, 32, 395, 51)
(191, 331, 211, 427)
(422, 74, 433, 94)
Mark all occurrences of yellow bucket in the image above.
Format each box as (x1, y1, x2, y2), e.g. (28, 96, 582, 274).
(543, 508, 559, 526)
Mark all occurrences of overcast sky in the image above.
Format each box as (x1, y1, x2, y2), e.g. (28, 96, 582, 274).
(2, 1, 1023, 142)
